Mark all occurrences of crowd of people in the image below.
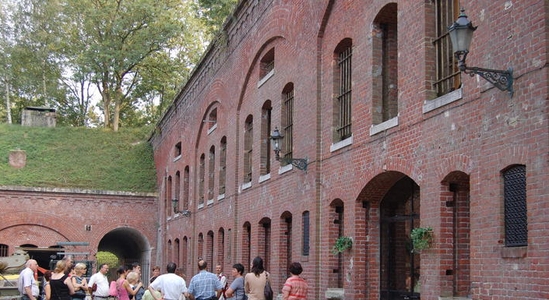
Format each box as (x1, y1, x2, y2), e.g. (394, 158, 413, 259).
(19, 256, 308, 300)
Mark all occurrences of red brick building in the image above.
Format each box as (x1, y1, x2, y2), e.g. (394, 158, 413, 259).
(150, 0, 549, 299)
(0, 186, 157, 280)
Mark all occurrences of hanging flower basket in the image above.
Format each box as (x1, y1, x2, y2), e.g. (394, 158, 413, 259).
(331, 236, 353, 255)
(410, 227, 433, 253)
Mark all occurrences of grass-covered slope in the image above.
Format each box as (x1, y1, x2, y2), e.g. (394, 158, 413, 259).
(0, 124, 157, 193)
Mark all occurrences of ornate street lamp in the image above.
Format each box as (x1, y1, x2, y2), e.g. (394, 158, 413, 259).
(448, 8, 514, 97)
(270, 127, 308, 171)
(171, 198, 191, 216)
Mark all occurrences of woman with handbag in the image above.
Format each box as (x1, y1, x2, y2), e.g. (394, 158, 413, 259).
(71, 264, 89, 300)
(244, 257, 271, 300)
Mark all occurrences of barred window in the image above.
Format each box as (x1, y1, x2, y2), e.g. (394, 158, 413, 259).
(433, 0, 461, 96)
(503, 165, 527, 247)
(0, 244, 8, 257)
(243, 115, 253, 183)
(302, 211, 310, 256)
(199, 154, 205, 206)
(282, 83, 294, 163)
(219, 137, 227, 195)
(260, 101, 272, 175)
(208, 146, 215, 201)
(334, 39, 352, 141)
(183, 166, 190, 210)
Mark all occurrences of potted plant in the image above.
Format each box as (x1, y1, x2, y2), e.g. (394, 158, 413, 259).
(331, 236, 353, 254)
(410, 227, 433, 253)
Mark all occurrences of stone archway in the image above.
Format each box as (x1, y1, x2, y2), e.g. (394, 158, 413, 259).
(355, 171, 420, 300)
(98, 227, 151, 280)
(379, 176, 420, 300)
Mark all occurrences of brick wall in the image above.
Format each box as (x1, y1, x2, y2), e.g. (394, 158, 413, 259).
(0, 186, 158, 280)
(151, 1, 549, 299)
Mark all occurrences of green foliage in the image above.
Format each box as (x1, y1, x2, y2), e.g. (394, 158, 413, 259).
(0, 124, 157, 192)
(331, 236, 353, 255)
(1, 0, 220, 129)
(194, 0, 238, 36)
(96, 251, 119, 279)
(410, 227, 433, 252)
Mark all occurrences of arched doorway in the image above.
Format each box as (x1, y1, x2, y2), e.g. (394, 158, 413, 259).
(98, 227, 151, 281)
(380, 176, 420, 300)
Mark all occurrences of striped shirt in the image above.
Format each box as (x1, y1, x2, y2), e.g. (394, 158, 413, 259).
(282, 276, 308, 300)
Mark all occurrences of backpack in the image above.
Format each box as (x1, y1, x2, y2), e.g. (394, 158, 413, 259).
(109, 281, 118, 297)
(264, 273, 273, 300)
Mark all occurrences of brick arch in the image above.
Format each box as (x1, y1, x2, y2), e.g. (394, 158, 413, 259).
(0, 224, 69, 249)
(0, 212, 79, 244)
(434, 154, 473, 180)
(496, 145, 529, 166)
(236, 35, 287, 111)
(353, 171, 419, 299)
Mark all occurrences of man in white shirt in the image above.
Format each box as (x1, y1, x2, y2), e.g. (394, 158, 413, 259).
(88, 264, 110, 300)
(148, 262, 187, 300)
(18, 259, 39, 300)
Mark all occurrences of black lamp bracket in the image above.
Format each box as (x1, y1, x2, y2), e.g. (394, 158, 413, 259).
(280, 157, 308, 171)
(456, 50, 514, 97)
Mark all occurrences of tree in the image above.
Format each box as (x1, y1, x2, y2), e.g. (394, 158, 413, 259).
(2, 0, 237, 128)
(193, 0, 239, 38)
(60, 0, 191, 131)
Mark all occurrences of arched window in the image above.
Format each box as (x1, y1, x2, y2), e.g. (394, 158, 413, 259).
(333, 39, 352, 141)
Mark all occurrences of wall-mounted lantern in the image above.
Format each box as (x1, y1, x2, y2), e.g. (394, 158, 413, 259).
(448, 8, 514, 97)
(270, 127, 308, 171)
(171, 198, 191, 216)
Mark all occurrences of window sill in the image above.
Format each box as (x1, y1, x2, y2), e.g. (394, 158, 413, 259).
(501, 246, 527, 258)
(330, 136, 353, 152)
(257, 69, 274, 88)
(259, 173, 271, 183)
(370, 116, 399, 136)
(173, 155, 181, 162)
(241, 182, 252, 191)
(423, 88, 462, 113)
(207, 123, 217, 135)
(217, 194, 225, 201)
(278, 163, 293, 174)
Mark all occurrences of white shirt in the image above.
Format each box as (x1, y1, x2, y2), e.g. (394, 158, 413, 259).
(149, 273, 187, 300)
(88, 272, 109, 297)
(19, 267, 39, 297)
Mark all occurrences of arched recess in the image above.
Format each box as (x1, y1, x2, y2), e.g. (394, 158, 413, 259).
(206, 231, 214, 272)
(355, 171, 418, 300)
(242, 222, 251, 268)
(279, 211, 292, 279)
(217, 228, 225, 270)
(440, 171, 470, 297)
(258, 218, 272, 271)
(0, 224, 69, 269)
(327, 199, 345, 289)
(379, 176, 420, 300)
(98, 227, 151, 280)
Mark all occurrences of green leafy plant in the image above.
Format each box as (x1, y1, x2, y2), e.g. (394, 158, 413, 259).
(331, 236, 353, 254)
(410, 227, 433, 253)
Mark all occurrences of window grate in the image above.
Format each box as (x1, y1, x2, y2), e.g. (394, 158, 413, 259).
(283, 89, 294, 161)
(302, 212, 310, 256)
(337, 46, 352, 140)
(433, 0, 461, 96)
(504, 165, 527, 247)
